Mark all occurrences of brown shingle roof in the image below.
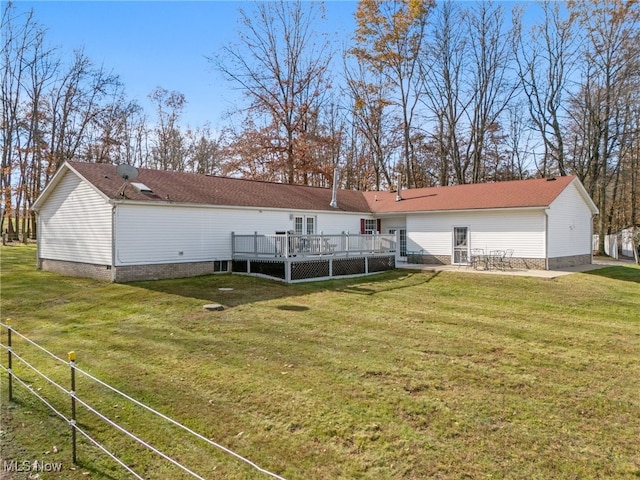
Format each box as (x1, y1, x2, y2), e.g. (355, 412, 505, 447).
(64, 162, 581, 214)
(363, 176, 577, 213)
(68, 161, 372, 213)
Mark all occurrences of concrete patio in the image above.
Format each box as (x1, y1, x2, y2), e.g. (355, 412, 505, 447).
(396, 256, 637, 279)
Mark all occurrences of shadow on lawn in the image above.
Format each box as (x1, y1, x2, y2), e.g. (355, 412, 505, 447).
(584, 265, 640, 284)
(336, 270, 440, 295)
(129, 270, 440, 307)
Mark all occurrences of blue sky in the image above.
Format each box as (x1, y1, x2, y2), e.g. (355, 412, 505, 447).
(12, 1, 360, 128)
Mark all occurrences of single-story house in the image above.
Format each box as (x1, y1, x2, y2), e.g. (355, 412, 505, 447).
(32, 161, 598, 282)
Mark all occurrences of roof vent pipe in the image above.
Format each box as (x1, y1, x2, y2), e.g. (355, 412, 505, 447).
(330, 167, 339, 208)
(396, 173, 403, 201)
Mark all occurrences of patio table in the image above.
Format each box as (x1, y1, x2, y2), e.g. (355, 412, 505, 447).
(470, 249, 487, 270)
(487, 250, 505, 270)
(471, 249, 507, 270)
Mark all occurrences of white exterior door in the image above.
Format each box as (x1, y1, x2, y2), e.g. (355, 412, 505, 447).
(453, 227, 469, 264)
(388, 228, 407, 258)
(294, 215, 316, 235)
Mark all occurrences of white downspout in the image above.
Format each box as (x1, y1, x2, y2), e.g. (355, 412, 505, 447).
(544, 209, 549, 270)
(36, 212, 42, 270)
(111, 205, 117, 282)
(591, 214, 596, 265)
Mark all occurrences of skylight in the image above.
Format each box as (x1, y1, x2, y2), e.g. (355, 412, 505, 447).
(131, 182, 153, 193)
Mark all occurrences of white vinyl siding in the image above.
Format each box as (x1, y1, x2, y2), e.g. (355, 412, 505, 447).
(114, 203, 365, 266)
(547, 180, 594, 257)
(406, 209, 546, 258)
(316, 213, 364, 234)
(38, 171, 112, 264)
(379, 218, 406, 233)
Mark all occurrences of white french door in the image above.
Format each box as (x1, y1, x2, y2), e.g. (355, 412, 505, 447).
(294, 216, 315, 235)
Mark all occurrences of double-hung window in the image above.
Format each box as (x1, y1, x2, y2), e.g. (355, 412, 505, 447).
(363, 219, 378, 234)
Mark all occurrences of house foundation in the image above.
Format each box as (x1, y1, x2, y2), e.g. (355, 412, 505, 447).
(548, 254, 592, 270)
(40, 259, 113, 282)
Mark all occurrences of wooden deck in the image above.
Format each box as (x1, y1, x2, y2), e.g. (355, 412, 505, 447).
(232, 233, 397, 282)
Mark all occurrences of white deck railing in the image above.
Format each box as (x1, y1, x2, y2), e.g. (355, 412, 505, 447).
(232, 232, 396, 258)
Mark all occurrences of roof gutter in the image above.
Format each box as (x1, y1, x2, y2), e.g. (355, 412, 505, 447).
(372, 205, 548, 217)
(107, 198, 369, 215)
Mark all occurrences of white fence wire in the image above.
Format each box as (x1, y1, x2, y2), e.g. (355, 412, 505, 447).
(0, 321, 287, 480)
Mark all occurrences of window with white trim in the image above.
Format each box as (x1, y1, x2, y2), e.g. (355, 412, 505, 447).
(306, 216, 315, 235)
(363, 219, 378, 234)
(213, 260, 229, 273)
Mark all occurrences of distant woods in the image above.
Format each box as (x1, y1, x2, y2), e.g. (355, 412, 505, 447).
(2, 0, 639, 252)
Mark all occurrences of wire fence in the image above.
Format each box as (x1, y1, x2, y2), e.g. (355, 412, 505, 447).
(0, 319, 287, 480)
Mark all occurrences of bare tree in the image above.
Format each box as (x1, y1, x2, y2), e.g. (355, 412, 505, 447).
(211, 0, 331, 184)
(344, 59, 394, 190)
(464, 0, 519, 184)
(184, 125, 223, 176)
(18, 20, 59, 239)
(420, 0, 467, 186)
(148, 86, 186, 171)
(504, 102, 536, 180)
(118, 104, 149, 168)
(2, 2, 136, 239)
(514, 1, 577, 177)
(567, 0, 640, 254)
(84, 94, 142, 165)
(351, 0, 434, 188)
(1, 3, 43, 238)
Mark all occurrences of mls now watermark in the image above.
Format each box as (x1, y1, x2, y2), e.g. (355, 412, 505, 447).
(3, 459, 64, 473)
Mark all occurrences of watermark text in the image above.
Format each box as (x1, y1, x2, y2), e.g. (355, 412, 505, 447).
(3, 459, 64, 473)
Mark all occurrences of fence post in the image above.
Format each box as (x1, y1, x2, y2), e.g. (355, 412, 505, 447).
(69, 351, 77, 464)
(7, 318, 12, 402)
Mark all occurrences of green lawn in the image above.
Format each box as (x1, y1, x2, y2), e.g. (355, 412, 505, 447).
(1, 245, 639, 479)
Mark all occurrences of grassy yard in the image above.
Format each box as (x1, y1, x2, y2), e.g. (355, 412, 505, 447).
(1, 245, 639, 479)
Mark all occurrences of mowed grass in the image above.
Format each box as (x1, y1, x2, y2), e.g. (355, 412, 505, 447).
(1, 245, 639, 479)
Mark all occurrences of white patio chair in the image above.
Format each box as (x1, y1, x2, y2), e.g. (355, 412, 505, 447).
(489, 250, 505, 270)
(470, 248, 486, 270)
(497, 249, 514, 270)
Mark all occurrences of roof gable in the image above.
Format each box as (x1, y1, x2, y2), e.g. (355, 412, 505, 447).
(32, 163, 111, 211)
